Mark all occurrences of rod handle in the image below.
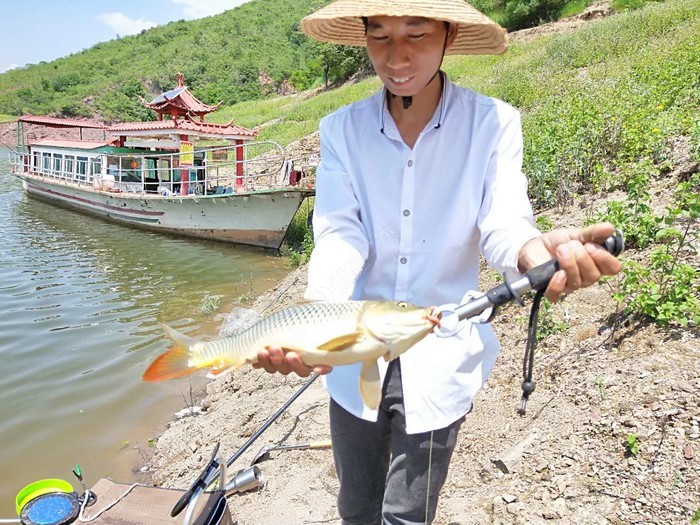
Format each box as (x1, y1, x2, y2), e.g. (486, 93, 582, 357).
(526, 229, 624, 291)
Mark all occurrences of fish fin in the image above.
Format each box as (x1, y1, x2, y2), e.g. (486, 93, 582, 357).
(358, 360, 381, 410)
(206, 366, 235, 379)
(317, 332, 363, 352)
(383, 344, 404, 362)
(143, 325, 198, 381)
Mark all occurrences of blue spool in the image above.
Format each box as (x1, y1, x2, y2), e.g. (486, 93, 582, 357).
(20, 492, 79, 525)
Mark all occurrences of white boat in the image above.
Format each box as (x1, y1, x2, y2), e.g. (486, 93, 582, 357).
(7, 77, 315, 249)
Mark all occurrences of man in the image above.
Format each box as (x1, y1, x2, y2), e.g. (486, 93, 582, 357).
(255, 1, 621, 523)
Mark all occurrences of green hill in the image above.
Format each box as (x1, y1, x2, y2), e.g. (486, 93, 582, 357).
(0, 0, 333, 122)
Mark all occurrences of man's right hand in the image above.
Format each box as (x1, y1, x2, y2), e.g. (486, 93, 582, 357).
(253, 346, 332, 377)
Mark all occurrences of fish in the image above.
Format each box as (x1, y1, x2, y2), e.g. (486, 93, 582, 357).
(143, 300, 440, 409)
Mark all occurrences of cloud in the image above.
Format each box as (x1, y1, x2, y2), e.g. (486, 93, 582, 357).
(170, 0, 252, 19)
(98, 12, 157, 36)
(1, 63, 19, 73)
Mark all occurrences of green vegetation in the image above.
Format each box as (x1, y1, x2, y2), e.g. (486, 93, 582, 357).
(692, 509, 700, 525)
(624, 433, 640, 456)
(610, 173, 700, 327)
(595, 376, 606, 401)
(0, 0, 343, 121)
(538, 299, 571, 337)
(1, 0, 664, 123)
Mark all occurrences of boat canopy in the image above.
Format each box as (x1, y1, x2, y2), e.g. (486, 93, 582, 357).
(19, 115, 107, 129)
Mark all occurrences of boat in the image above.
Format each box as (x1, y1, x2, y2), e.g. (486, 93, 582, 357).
(7, 75, 315, 249)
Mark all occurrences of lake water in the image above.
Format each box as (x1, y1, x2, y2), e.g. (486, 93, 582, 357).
(0, 149, 292, 518)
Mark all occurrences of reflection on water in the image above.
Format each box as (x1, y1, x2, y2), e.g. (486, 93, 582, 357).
(0, 150, 291, 517)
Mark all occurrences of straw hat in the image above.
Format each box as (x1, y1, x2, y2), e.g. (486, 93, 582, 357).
(300, 0, 508, 55)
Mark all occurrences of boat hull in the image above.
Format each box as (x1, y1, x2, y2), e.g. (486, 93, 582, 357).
(17, 173, 312, 249)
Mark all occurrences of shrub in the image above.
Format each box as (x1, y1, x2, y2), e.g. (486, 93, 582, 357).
(614, 174, 700, 327)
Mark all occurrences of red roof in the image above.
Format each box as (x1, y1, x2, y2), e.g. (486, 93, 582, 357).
(109, 119, 257, 138)
(19, 115, 107, 129)
(30, 139, 113, 149)
(140, 74, 221, 117)
(141, 87, 221, 116)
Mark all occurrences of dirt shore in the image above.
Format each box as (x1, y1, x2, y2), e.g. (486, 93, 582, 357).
(145, 151, 699, 524)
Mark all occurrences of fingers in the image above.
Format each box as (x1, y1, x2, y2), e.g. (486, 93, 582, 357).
(584, 242, 622, 276)
(252, 346, 330, 377)
(545, 231, 622, 302)
(545, 270, 566, 303)
(578, 222, 615, 245)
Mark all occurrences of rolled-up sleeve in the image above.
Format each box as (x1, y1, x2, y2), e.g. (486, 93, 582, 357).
(477, 105, 541, 276)
(304, 117, 370, 301)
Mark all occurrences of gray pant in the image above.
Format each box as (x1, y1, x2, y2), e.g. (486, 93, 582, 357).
(329, 360, 464, 525)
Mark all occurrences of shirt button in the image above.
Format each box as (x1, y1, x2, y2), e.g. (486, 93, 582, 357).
(407, 160, 413, 167)
(400, 257, 407, 264)
(403, 209, 410, 217)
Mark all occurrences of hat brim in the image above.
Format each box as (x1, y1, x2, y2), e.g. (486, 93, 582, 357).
(301, 0, 508, 55)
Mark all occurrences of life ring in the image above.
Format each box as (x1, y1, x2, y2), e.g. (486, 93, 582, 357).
(131, 160, 139, 169)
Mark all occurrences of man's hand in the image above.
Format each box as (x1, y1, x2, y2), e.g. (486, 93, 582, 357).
(518, 222, 622, 303)
(253, 346, 332, 377)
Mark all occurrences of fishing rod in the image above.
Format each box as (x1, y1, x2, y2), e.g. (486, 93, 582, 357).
(172, 373, 320, 522)
(434, 230, 624, 414)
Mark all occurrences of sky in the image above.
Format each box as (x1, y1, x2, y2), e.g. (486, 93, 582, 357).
(0, 0, 254, 73)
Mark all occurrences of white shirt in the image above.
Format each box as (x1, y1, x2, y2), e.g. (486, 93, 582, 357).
(305, 76, 541, 434)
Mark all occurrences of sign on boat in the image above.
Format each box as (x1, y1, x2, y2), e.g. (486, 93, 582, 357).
(7, 74, 315, 249)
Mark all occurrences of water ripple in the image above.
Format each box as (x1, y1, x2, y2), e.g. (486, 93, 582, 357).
(0, 151, 292, 516)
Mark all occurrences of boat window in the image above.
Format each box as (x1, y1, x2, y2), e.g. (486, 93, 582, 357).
(53, 154, 63, 175)
(77, 157, 88, 181)
(90, 158, 102, 179)
(64, 156, 75, 177)
(33, 152, 41, 171)
(42, 153, 50, 173)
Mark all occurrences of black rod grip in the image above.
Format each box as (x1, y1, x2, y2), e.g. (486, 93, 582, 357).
(526, 229, 624, 292)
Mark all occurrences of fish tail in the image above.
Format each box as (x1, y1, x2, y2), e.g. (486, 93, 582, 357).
(142, 324, 198, 382)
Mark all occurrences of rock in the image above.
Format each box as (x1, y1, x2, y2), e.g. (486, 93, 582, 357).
(683, 444, 694, 460)
(174, 406, 203, 419)
(673, 381, 695, 394)
(502, 493, 518, 504)
(492, 430, 539, 474)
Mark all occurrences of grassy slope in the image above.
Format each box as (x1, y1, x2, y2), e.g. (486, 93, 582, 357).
(215, 0, 699, 210)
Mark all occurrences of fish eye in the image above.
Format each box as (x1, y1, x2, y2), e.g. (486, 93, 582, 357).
(396, 301, 408, 309)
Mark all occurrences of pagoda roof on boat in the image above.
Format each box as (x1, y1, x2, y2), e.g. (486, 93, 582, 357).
(19, 115, 107, 129)
(140, 73, 221, 118)
(108, 118, 258, 140)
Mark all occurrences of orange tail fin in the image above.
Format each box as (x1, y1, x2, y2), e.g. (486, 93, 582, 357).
(142, 324, 197, 382)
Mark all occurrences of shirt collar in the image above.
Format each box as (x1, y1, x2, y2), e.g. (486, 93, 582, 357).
(378, 72, 449, 137)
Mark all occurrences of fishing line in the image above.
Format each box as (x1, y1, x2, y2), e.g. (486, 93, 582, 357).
(78, 484, 146, 523)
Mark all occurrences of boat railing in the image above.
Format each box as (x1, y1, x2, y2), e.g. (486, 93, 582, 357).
(8, 140, 314, 196)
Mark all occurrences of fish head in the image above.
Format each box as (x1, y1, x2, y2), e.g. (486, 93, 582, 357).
(360, 301, 440, 356)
